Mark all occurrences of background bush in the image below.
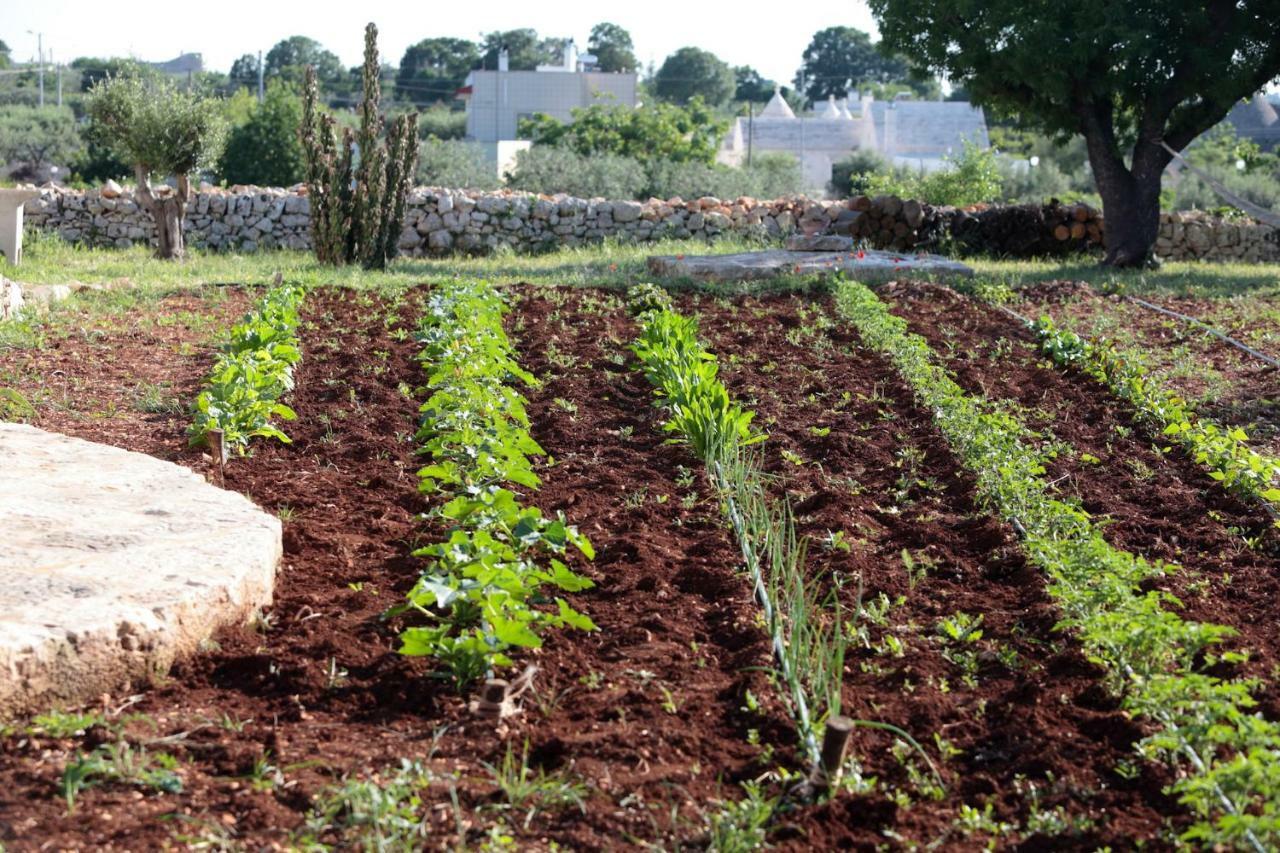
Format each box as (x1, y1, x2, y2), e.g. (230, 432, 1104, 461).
(505, 147, 647, 198)
(218, 82, 304, 187)
(416, 139, 500, 190)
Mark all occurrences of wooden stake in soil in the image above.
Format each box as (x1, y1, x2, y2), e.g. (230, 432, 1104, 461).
(207, 428, 228, 485)
(815, 715, 855, 786)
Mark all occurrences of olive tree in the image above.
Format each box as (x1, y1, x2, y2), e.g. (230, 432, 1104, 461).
(87, 72, 226, 259)
(870, 0, 1280, 267)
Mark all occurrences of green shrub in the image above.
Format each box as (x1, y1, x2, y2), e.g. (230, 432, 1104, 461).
(854, 140, 1002, 206)
(0, 105, 83, 181)
(219, 82, 304, 187)
(505, 147, 647, 199)
(416, 140, 500, 190)
(830, 149, 890, 197)
(417, 104, 467, 140)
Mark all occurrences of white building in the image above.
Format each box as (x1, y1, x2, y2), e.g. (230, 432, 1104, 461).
(718, 89, 989, 193)
(459, 42, 638, 143)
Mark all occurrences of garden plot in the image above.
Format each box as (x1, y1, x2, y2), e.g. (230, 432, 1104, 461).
(883, 286, 1280, 710)
(686, 292, 1183, 847)
(5, 276, 1280, 848)
(1015, 284, 1280, 457)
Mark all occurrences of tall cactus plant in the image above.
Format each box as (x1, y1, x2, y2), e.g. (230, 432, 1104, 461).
(300, 23, 418, 269)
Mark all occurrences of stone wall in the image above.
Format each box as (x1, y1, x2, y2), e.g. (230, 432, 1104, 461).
(18, 184, 1279, 263)
(1155, 211, 1278, 263)
(21, 185, 838, 256)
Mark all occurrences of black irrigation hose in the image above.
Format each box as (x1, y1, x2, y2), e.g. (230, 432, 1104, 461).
(982, 301, 1280, 525)
(1124, 296, 1280, 371)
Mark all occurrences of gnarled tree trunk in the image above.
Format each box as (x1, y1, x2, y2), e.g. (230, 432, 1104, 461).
(135, 167, 191, 260)
(1079, 98, 1174, 268)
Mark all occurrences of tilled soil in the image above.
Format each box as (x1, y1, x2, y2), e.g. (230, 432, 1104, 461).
(1018, 288, 1280, 456)
(688, 292, 1182, 849)
(884, 285, 1280, 717)
(0, 285, 789, 850)
(5, 281, 1275, 849)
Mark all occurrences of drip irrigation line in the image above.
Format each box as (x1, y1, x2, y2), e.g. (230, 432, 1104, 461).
(1120, 663, 1268, 853)
(982, 300, 1280, 524)
(1124, 296, 1280, 371)
(713, 459, 821, 767)
(1010, 510, 1267, 853)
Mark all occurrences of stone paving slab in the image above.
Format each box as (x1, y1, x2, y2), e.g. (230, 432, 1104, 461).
(647, 248, 973, 284)
(0, 423, 279, 717)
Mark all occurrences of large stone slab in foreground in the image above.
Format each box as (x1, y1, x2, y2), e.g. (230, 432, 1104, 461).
(0, 424, 279, 716)
(647, 248, 973, 284)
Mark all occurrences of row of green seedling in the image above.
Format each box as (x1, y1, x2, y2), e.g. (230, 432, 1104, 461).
(190, 282, 305, 455)
(837, 278, 1280, 850)
(394, 280, 595, 687)
(628, 286, 844, 766)
(1033, 316, 1280, 520)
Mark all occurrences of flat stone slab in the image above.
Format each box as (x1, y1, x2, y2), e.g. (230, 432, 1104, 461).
(0, 424, 279, 717)
(647, 248, 972, 284)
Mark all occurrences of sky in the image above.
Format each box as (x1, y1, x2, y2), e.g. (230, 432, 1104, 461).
(1, 1, 881, 88)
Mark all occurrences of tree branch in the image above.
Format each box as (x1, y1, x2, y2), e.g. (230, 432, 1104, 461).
(133, 164, 156, 210)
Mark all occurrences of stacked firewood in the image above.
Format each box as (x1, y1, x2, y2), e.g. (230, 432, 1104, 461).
(834, 195, 948, 252)
(948, 200, 1104, 256)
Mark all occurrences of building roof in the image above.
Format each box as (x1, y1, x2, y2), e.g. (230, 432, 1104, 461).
(1224, 95, 1280, 151)
(868, 100, 988, 158)
(759, 88, 795, 119)
(148, 53, 203, 76)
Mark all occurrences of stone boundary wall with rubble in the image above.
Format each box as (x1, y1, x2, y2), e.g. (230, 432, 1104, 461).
(18, 185, 1279, 263)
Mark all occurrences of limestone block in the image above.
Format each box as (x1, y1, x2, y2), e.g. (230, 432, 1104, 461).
(0, 424, 279, 716)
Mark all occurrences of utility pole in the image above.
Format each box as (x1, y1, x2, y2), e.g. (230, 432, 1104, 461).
(257, 50, 264, 103)
(747, 100, 754, 168)
(55, 55, 62, 107)
(27, 31, 45, 107)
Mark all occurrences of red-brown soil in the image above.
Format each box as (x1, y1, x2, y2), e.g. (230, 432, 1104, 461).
(884, 285, 1280, 717)
(686, 292, 1182, 849)
(1018, 287, 1280, 456)
(0, 288, 252, 460)
(6, 281, 1266, 848)
(0, 285, 791, 850)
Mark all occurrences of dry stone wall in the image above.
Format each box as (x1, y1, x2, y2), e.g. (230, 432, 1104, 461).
(18, 184, 1279, 263)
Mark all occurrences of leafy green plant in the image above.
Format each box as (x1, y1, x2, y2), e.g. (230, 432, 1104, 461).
(836, 277, 1280, 849)
(190, 283, 305, 454)
(395, 281, 595, 685)
(62, 741, 183, 812)
(625, 282, 673, 317)
(1034, 316, 1280, 516)
(631, 309, 766, 462)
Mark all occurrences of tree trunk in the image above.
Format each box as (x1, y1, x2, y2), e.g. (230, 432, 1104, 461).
(1094, 164, 1163, 268)
(134, 168, 190, 260)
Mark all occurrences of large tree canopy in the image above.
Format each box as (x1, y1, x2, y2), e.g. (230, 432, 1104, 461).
(265, 36, 344, 85)
(479, 29, 562, 70)
(653, 47, 735, 107)
(870, 0, 1280, 266)
(795, 26, 911, 103)
(587, 23, 637, 73)
(395, 37, 478, 105)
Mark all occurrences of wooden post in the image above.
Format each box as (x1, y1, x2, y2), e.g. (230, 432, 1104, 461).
(207, 428, 227, 485)
(818, 715, 856, 785)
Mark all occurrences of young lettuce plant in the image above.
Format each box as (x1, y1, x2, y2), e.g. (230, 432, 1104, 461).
(190, 283, 305, 454)
(395, 280, 595, 686)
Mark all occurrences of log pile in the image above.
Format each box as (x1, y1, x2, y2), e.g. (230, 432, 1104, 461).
(835, 194, 948, 252)
(949, 200, 1104, 257)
